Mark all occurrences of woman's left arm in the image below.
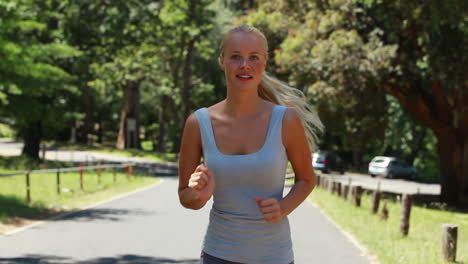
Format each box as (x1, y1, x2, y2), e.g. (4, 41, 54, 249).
(278, 108, 316, 217)
(255, 108, 316, 223)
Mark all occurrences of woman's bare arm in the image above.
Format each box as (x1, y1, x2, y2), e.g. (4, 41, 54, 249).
(279, 108, 316, 217)
(178, 113, 214, 209)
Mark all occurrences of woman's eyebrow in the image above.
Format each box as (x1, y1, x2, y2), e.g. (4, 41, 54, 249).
(229, 51, 261, 54)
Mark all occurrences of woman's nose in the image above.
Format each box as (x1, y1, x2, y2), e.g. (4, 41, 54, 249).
(239, 58, 251, 68)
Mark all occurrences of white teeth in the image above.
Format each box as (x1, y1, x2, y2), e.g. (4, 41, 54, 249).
(238, 75, 251, 78)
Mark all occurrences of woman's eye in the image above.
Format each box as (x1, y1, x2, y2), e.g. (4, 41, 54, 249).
(250, 56, 259, 61)
(231, 55, 241, 60)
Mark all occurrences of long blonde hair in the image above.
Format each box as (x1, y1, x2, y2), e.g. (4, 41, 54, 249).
(220, 25, 324, 152)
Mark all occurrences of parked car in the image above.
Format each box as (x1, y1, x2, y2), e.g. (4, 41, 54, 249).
(312, 151, 346, 174)
(368, 156, 417, 179)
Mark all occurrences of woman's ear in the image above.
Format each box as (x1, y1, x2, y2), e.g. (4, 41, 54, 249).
(218, 55, 225, 71)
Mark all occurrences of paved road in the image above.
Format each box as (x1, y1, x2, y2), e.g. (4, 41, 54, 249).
(0, 177, 371, 264)
(0, 138, 174, 165)
(322, 173, 440, 195)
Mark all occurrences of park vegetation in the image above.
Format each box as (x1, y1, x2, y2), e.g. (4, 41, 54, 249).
(0, 0, 466, 207)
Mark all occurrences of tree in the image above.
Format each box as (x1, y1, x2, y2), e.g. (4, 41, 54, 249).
(0, 0, 81, 159)
(242, 0, 468, 206)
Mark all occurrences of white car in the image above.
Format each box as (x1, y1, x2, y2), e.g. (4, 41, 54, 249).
(368, 156, 417, 179)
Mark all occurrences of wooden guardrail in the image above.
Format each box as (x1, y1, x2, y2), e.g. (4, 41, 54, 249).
(1, 162, 135, 203)
(315, 174, 459, 262)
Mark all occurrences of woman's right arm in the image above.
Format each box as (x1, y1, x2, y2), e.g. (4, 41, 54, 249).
(178, 113, 215, 210)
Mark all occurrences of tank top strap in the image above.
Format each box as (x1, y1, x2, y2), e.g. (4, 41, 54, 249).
(265, 105, 287, 146)
(194, 108, 216, 154)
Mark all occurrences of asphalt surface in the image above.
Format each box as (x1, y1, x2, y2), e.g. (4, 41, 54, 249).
(0, 177, 371, 264)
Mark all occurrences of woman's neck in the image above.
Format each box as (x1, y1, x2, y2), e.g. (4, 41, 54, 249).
(223, 92, 267, 118)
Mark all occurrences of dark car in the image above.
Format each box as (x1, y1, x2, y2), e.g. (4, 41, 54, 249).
(312, 151, 346, 174)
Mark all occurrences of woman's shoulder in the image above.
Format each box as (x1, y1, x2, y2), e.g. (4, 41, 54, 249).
(281, 107, 301, 129)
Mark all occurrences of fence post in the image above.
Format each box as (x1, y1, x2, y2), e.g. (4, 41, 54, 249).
(400, 194, 412, 236)
(316, 175, 321, 188)
(347, 178, 353, 202)
(97, 161, 102, 185)
(336, 182, 342, 196)
(25, 170, 31, 203)
(113, 167, 117, 183)
(57, 169, 61, 195)
(80, 164, 84, 190)
(372, 191, 381, 214)
(442, 223, 458, 262)
(342, 184, 349, 200)
(381, 202, 389, 220)
(352, 186, 362, 207)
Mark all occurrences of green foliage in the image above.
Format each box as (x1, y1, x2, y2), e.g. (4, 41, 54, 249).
(0, 0, 82, 145)
(240, 0, 466, 180)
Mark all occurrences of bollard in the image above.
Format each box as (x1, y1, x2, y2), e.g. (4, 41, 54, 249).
(442, 224, 458, 262)
(57, 169, 61, 195)
(79, 164, 84, 190)
(97, 161, 102, 185)
(113, 167, 117, 183)
(381, 202, 389, 220)
(400, 194, 412, 236)
(352, 186, 362, 207)
(316, 175, 321, 188)
(332, 182, 337, 195)
(372, 191, 381, 214)
(25, 170, 31, 203)
(327, 179, 334, 193)
(342, 184, 349, 200)
(336, 182, 342, 196)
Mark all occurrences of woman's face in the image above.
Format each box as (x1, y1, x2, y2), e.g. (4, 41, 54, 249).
(220, 31, 267, 92)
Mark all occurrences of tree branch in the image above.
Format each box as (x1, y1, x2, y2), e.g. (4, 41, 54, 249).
(432, 80, 451, 124)
(381, 80, 443, 130)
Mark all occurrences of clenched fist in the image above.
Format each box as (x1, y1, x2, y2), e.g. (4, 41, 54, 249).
(254, 197, 284, 223)
(188, 164, 215, 202)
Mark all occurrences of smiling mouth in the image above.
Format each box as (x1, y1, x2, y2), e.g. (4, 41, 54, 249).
(236, 74, 253, 80)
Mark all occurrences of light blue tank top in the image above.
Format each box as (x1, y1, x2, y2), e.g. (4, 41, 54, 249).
(194, 104, 293, 264)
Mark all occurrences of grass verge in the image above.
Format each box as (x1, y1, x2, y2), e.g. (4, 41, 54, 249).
(0, 168, 158, 234)
(308, 186, 467, 264)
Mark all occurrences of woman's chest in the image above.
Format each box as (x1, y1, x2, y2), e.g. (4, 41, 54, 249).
(211, 116, 270, 155)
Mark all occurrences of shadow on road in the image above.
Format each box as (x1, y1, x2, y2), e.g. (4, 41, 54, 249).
(0, 254, 199, 264)
(52, 208, 156, 222)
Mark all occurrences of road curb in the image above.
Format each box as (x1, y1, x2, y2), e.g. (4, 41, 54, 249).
(306, 198, 381, 264)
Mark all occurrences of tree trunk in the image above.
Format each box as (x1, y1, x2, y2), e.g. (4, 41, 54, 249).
(383, 80, 468, 207)
(97, 119, 103, 144)
(81, 84, 93, 144)
(116, 83, 141, 149)
(168, 95, 181, 153)
(156, 96, 168, 152)
(434, 127, 468, 206)
(407, 126, 427, 165)
(182, 38, 195, 129)
(21, 122, 42, 160)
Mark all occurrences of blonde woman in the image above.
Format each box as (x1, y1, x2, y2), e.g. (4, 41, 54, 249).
(178, 25, 324, 264)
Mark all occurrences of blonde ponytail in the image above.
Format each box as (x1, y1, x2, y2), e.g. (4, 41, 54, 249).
(259, 72, 324, 153)
(221, 25, 324, 152)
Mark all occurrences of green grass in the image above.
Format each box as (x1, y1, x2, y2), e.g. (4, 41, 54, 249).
(308, 187, 467, 264)
(0, 165, 158, 231)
